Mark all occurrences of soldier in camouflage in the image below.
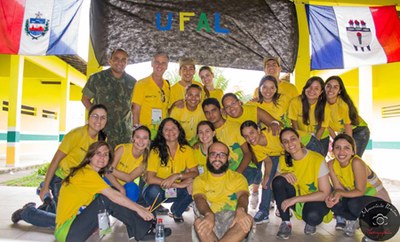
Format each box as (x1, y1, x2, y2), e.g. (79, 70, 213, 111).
(81, 48, 136, 148)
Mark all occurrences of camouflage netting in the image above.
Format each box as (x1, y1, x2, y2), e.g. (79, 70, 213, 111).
(91, 0, 298, 72)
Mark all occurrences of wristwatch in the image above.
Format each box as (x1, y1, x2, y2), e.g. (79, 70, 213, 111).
(106, 166, 114, 174)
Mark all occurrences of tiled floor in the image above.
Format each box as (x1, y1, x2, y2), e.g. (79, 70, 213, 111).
(1, 178, 400, 242)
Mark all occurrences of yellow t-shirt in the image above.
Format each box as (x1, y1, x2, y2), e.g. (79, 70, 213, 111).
(147, 145, 197, 179)
(193, 169, 249, 213)
(250, 94, 291, 127)
(55, 125, 98, 179)
(226, 105, 258, 126)
(215, 120, 246, 171)
(327, 97, 351, 132)
(278, 150, 328, 196)
(208, 89, 224, 102)
(332, 155, 377, 195)
(170, 104, 206, 144)
(288, 97, 330, 144)
(193, 145, 208, 175)
(279, 81, 299, 100)
(131, 75, 170, 137)
(251, 130, 284, 161)
(168, 81, 205, 109)
(56, 165, 109, 229)
(114, 143, 143, 185)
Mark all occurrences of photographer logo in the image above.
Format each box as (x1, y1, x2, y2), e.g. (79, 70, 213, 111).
(359, 201, 400, 241)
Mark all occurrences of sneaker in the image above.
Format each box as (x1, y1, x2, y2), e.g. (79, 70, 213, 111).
(253, 211, 269, 224)
(335, 216, 346, 230)
(11, 202, 36, 223)
(362, 236, 377, 242)
(304, 223, 316, 235)
(250, 192, 259, 210)
(343, 220, 358, 237)
(155, 205, 169, 215)
(276, 222, 292, 240)
(135, 227, 172, 241)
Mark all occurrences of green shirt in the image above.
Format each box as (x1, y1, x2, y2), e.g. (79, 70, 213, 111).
(82, 69, 136, 147)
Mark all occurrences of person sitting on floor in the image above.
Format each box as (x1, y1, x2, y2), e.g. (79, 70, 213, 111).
(325, 133, 390, 240)
(105, 125, 151, 202)
(11, 104, 108, 228)
(143, 117, 199, 223)
(193, 141, 253, 242)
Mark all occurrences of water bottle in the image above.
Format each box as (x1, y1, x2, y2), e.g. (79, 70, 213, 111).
(155, 218, 165, 242)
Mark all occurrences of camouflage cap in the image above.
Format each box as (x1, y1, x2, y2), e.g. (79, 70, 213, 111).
(179, 57, 196, 69)
(263, 56, 281, 68)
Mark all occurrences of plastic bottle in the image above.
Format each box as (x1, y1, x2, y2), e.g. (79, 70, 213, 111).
(155, 218, 165, 242)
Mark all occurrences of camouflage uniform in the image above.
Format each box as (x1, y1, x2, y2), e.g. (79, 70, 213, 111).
(82, 68, 136, 148)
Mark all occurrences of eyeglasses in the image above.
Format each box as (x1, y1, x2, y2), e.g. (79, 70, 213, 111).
(94, 151, 109, 158)
(209, 152, 228, 159)
(159, 89, 166, 103)
(90, 114, 107, 121)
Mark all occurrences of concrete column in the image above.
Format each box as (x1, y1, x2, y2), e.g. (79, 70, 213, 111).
(6, 55, 24, 166)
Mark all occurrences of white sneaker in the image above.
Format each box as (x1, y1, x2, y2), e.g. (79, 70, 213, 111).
(250, 192, 259, 210)
(344, 220, 358, 237)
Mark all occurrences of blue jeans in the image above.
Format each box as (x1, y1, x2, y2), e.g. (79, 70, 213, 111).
(306, 135, 324, 156)
(142, 184, 192, 217)
(103, 177, 141, 202)
(320, 137, 330, 157)
(258, 156, 279, 216)
(353, 126, 370, 157)
(21, 205, 56, 228)
(242, 164, 261, 185)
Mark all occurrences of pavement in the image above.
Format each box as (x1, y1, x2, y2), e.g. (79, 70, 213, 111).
(1, 169, 400, 242)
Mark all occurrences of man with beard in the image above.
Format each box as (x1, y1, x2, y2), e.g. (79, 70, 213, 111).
(192, 142, 253, 242)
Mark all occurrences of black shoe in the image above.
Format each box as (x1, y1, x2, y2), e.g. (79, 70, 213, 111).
(155, 205, 169, 215)
(139, 227, 172, 241)
(11, 202, 36, 223)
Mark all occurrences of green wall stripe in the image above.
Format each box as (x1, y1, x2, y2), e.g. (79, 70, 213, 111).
(372, 141, 400, 149)
(7, 131, 20, 142)
(59, 134, 65, 142)
(1, 132, 58, 141)
(20, 134, 58, 141)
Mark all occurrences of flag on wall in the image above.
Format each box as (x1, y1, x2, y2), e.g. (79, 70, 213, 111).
(0, 0, 83, 55)
(306, 5, 400, 70)
(90, 0, 299, 72)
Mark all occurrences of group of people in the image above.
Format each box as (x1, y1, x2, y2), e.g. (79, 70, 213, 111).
(10, 49, 390, 242)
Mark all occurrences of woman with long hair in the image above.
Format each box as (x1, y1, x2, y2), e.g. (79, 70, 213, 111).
(199, 66, 224, 102)
(55, 141, 164, 242)
(240, 120, 284, 224)
(252, 75, 291, 127)
(105, 125, 151, 202)
(14, 142, 168, 242)
(193, 120, 218, 176)
(272, 128, 331, 240)
(288, 76, 330, 156)
(143, 117, 199, 223)
(325, 134, 390, 238)
(11, 104, 108, 228)
(325, 76, 370, 157)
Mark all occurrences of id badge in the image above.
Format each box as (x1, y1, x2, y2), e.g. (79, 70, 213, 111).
(198, 165, 205, 175)
(98, 210, 112, 236)
(151, 109, 162, 125)
(165, 188, 177, 198)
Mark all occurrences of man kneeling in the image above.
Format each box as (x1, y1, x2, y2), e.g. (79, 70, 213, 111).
(193, 141, 253, 242)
